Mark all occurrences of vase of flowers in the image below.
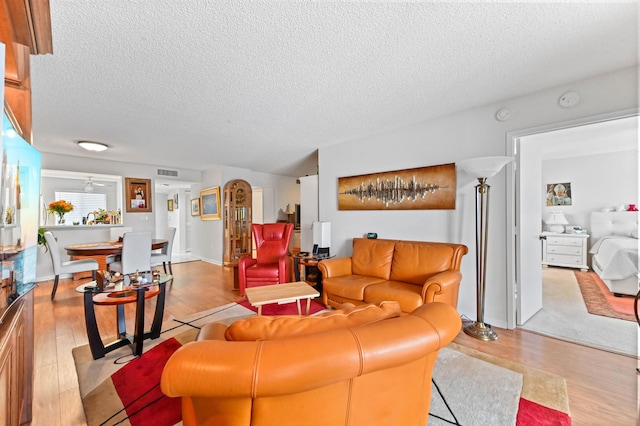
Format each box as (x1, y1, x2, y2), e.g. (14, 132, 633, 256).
(48, 200, 73, 225)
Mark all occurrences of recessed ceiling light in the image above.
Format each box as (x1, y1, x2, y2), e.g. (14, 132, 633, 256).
(78, 141, 109, 152)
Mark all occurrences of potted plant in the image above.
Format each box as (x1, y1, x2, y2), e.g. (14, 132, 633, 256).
(38, 227, 48, 252)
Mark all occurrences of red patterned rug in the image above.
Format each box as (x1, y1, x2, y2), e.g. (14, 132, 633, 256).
(574, 271, 635, 321)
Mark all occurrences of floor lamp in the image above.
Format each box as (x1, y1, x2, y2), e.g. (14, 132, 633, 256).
(458, 156, 514, 341)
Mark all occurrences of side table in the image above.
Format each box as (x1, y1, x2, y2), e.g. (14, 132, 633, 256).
(294, 255, 323, 292)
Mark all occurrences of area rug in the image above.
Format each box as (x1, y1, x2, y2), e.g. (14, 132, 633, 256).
(74, 304, 571, 426)
(574, 271, 635, 321)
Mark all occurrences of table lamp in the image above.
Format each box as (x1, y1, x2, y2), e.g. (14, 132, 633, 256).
(545, 212, 569, 233)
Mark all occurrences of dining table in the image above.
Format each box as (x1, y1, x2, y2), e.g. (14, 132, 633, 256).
(65, 239, 168, 279)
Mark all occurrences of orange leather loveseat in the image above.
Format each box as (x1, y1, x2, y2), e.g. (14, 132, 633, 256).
(161, 301, 461, 426)
(318, 238, 468, 313)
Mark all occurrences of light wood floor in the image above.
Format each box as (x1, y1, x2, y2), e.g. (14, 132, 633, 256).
(26, 261, 638, 426)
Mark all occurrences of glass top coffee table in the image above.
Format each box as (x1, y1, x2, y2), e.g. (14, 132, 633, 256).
(245, 281, 320, 315)
(78, 273, 173, 359)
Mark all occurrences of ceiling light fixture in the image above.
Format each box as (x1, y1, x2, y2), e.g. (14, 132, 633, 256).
(78, 141, 109, 152)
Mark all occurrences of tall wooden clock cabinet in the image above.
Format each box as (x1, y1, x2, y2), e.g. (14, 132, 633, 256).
(223, 179, 252, 285)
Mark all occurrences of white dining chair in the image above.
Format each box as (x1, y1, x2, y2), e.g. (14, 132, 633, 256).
(108, 231, 152, 275)
(151, 227, 176, 274)
(44, 231, 99, 300)
(105, 227, 133, 267)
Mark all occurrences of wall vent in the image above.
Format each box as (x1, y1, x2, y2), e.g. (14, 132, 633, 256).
(157, 168, 178, 177)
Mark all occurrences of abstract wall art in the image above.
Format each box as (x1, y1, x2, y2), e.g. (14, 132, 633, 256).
(338, 163, 456, 210)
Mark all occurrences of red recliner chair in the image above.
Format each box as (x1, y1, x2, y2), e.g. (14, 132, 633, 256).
(238, 223, 294, 296)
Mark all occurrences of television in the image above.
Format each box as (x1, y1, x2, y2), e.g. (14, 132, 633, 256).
(0, 110, 41, 323)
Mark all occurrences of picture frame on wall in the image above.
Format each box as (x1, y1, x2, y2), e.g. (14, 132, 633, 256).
(125, 177, 153, 212)
(190, 198, 201, 216)
(337, 163, 456, 210)
(168, 199, 174, 211)
(546, 182, 572, 206)
(200, 186, 221, 220)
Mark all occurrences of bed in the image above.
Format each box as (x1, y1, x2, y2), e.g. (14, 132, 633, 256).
(589, 211, 639, 296)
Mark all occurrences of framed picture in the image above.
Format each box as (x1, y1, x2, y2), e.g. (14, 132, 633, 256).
(200, 186, 221, 220)
(125, 177, 152, 212)
(167, 199, 174, 211)
(338, 163, 456, 210)
(190, 198, 201, 216)
(546, 182, 572, 206)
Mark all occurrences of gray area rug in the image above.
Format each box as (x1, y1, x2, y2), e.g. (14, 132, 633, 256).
(430, 348, 522, 426)
(520, 267, 636, 357)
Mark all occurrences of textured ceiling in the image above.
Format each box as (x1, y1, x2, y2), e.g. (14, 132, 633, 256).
(29, 1, 638, 178)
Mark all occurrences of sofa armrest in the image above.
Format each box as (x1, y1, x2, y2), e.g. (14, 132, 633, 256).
(277, 255, 292, 283)
(317, 257, 352, 278)
(421, 270, 463, 308)
(196, 322, 229, 341)
(238, 256, 258, 295)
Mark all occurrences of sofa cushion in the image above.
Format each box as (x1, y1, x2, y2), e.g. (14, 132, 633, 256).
(351, 238, 397, 279)
(224, 301, 401, 341)
(390, 242, 456, 285)
(364, 281, 424, 313)
(322, 275, 387, 301)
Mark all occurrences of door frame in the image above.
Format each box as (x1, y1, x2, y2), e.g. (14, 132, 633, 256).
(505, 107, 639, 329)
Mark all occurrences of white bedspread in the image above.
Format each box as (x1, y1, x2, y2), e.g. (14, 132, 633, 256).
(589, 236, 639, 280)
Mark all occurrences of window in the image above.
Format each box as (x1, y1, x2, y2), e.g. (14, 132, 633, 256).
(54, 191, 106, 224)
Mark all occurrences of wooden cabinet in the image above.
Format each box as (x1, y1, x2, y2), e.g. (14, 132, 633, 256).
(223, 179, 252, 268)
(0, 291, 33, 425)
(541, 232, 589, 271)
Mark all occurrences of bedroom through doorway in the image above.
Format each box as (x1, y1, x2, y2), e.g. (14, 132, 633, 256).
(508, 111, 638, 352)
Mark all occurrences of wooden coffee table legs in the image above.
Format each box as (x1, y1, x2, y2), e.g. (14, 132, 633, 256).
(255, 296, 313, 316)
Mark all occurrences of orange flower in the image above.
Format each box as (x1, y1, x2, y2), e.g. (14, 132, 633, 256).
(48, 200, 74, 215)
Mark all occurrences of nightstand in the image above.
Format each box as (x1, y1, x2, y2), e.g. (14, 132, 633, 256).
(541, 232, 589, 271)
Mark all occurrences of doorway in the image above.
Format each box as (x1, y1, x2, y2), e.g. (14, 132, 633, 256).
(507, 109, 639, 329)
(155, 180, 198, 262)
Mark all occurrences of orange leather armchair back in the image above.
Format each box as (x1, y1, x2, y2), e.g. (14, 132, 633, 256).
(161, 302, 461, 426)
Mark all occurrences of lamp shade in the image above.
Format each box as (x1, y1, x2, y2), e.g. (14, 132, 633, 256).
(546, 211, 569, 233)
(458, 156, 514, 179)
(285, 204, 295, 215)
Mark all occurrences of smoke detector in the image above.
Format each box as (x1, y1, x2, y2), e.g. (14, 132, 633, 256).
(558, 91, 580, 108)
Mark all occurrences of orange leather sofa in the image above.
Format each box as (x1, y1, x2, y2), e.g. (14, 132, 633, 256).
(161, 301, 461, 426)
(318, 238, 468, 313)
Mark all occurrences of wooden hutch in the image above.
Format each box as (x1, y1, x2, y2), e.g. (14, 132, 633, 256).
(1, 0, 52, 424)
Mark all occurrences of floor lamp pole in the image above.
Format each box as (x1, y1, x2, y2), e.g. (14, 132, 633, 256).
(464, 177, 498, 341)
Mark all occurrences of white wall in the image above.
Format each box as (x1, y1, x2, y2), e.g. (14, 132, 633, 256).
(188, 166, 300, 265)
(318, 66, 639, 328)
(542, 150, 638, 231)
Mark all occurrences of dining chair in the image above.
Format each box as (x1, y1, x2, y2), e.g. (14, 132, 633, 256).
(44, 231, 99, 300)
(108, 231, 152, 275)
(151, 227, 176, 274)
(105, 227, 133, 267)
